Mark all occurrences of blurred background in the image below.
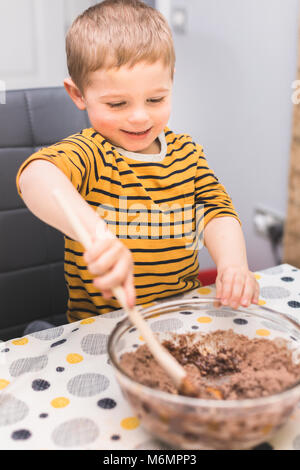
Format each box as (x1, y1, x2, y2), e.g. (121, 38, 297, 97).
(0, 0, 299, 272)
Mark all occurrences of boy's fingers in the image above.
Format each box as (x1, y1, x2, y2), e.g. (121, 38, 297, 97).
(229, 275, 244, 308)
(219, 276, 233, 305)
(252, 281, 260, 304)
(240, 280, 254, 307)
(102, 289, 113, 299)
(93, 256, 130, 291)
(215, 276, 223, 300)
(88, 243, 125, 275)
(84, 238, 112, 264)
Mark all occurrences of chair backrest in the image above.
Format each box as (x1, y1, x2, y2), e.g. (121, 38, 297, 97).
(0, 87, 90, 340)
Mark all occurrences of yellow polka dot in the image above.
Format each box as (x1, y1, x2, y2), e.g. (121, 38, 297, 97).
(0, 379, 10, 390)
(51, 397, 70, 408)
(258, 299, 266, 306)
(197, 316, 212, 323)
(139, 336, 144, 342)
(256, 329, 270, 337)
(12, 337, 28, 346)
(80, 318, 95, 325)
(254, 274, 261, 280)
(121, 417, 140, 430)
(66, 353, 83, 364)
(197, 287, 212, 295)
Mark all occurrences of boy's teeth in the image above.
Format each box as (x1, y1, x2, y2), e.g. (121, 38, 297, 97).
(127, 130, 148, 135)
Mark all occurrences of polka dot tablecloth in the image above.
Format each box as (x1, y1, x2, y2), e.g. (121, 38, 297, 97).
(1, 263, 300, 450)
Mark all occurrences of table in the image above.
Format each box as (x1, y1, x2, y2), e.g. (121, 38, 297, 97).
(1, 263, 300, 450)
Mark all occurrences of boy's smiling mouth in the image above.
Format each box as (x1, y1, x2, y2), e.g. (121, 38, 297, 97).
(121, 127, 152, 137)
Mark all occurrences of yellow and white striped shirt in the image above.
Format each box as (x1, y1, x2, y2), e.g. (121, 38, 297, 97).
(16, 126, 240, 322)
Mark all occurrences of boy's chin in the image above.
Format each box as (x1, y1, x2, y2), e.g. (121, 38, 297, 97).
(119, 141, 155, 154)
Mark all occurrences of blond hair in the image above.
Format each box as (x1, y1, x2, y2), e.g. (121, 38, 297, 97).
(66, 0, 176, 95)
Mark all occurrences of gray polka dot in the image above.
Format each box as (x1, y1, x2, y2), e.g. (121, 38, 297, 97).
(67, 373, 109, 397)
(31, 327, 64, 340)
(0, 394, 29, 426)
(260, 286, 290, 299)
(81, 334, 108, 355)
(151, 318, 183, 332)
(260, 266, 283, 275)
(207, 309, 237, 318)
(52, 418, 99, 447)
(293, 434, 300, 450)
(9, 355, 48, 377)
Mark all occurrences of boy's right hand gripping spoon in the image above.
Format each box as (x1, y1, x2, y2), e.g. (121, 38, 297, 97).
(52, 188, 198, 398)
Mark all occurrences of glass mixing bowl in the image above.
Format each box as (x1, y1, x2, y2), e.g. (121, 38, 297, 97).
(108, 298, 300, 450)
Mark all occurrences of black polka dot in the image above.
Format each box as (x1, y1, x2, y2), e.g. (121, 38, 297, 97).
(252, 442, 274, 450)
(11, 429, 31, 440)
(129, 327, 137, 333)
(233, 318, 248, 325)
(292, 269, 298, 272)
(97, 398, 117, 409)
(72, 328, 79, 332)
(132, 344, 139, 348)
(51, 339, 67, 348)
(192, 296, 199, 299)
(191, 326, 199, 330)
(111, 435, 120, 440)
(1, 348, 9, 353)
(290, 336, 298, 342)
(281, 277, 294, 282)
(288, 300, 300, 308)
(39, 413, 48, 418)
(32, 379, 50, 391)
(179, 311, 193, 315)
(56, 367, 65, 372)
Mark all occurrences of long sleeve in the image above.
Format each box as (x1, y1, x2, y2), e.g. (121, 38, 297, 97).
(194, 144, 241, 228)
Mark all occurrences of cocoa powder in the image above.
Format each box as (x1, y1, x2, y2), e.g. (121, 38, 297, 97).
(120, 329, 300, 400)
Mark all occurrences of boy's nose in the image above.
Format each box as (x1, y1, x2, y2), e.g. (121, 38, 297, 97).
(127, 107, 149, 124)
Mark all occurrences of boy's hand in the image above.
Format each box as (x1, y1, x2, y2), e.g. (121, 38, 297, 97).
(216, 266, 260, 309)
(84, 236, 136, 308)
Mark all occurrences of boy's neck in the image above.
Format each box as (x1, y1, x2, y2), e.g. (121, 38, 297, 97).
(138, 137, 161, 155)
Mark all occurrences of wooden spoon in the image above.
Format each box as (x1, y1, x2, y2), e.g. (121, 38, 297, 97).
(52, 188, 198, 397)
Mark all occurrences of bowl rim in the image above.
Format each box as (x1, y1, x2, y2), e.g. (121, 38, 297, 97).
(107, 297, 300, 408)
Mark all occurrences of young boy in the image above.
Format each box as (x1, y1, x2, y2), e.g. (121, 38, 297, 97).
(16, 0, 259, 324)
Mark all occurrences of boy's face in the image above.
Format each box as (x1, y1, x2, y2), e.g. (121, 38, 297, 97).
(65, 61, 172, 154)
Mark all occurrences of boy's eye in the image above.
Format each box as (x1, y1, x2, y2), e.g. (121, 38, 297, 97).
(148, 97, 165, 103)
(107, 97, 165, 108)
(107, 102, 126, 108)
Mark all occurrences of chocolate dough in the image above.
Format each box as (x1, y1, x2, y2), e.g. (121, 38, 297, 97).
(120, 329, 300, 400)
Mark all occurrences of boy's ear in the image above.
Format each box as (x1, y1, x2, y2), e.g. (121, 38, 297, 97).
(64, 78, 86, 110)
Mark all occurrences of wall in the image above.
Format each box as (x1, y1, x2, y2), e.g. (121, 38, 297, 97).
(0, 0, 96, 90)
(168, 0, 300, 271)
